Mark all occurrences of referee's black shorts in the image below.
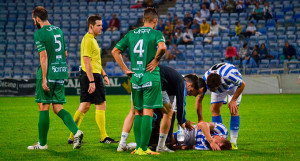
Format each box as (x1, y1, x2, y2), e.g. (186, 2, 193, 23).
(80, 71, 106, 104)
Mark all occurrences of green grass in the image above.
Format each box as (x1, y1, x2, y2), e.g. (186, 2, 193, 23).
(0, 94, 300, 161)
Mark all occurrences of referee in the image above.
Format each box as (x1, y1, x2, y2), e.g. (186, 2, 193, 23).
(68, 15, 118, 144)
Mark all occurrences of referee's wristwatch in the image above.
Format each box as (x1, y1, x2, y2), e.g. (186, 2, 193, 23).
(89, 81, 95, 83)
(103, 75, 108, 78)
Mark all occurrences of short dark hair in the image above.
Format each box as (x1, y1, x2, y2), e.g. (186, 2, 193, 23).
(243, 43, 248, 48)
(143, 7, 158, 23)
(32, 6, 48, 21)
(235, 22, 239, 26)
(87, 15, 102, 27)
(198, 78, 207, 93)
(206, 73, 222, 90)
(220, 139, 232, 150)
(184, 74, 200, 90)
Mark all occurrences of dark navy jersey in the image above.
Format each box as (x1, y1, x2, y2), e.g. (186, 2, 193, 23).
(159, 65, 186, 124)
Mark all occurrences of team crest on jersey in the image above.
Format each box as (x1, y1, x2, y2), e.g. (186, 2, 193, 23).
(134, 29, 151, 34)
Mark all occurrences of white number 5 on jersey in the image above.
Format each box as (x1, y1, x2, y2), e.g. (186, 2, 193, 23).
(54, 34, 62, 52)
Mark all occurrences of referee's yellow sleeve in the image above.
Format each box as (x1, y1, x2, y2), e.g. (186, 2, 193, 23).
(82, 38, 94, 57)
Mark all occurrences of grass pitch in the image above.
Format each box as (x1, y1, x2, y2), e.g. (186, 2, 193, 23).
(0, 94, 300, 161)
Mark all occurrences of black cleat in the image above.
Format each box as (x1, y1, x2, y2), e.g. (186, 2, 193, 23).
(100, 137, 119, 144)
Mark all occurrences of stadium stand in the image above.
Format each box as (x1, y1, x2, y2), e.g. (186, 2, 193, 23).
(0, 0, 299, 78)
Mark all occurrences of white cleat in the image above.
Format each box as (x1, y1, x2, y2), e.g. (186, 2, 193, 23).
(73, 130, 84, 149)
(27, 142, 48, 150)
(117, 144, 129, 152)
(127, 142, 137, 150)
(156, 146, 174, 152)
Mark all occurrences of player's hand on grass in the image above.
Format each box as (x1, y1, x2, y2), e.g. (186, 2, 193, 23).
(210, 142, 221, 151)
(104, 76, 109, 85)
(88, 82, 96, 94)
(146, 59, 159, 73)
(125, 70, 134, 78)
(42, 78, 50, 92)
(186, 121, 195, 131)
(228, 100, 238, 115)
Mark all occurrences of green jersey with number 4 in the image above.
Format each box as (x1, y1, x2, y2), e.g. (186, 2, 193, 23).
(34, 25, 68, 80)
(115, 27, 165, 85)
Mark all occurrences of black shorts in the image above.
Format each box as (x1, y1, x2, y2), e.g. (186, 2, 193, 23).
(80, 71, 106, 104)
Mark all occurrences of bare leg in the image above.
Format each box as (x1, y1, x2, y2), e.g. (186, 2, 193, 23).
(122, 102, 135, 133)
(118, 102, 135, 149)
(157, 103, 174, 152)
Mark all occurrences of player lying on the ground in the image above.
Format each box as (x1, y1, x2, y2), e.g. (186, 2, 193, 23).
(172, 121, 232, 151)
(195, 63, 246, 150)
(117, 65, 207, 152)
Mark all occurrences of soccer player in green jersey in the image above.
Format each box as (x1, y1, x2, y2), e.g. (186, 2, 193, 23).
(27, 6, 83, 150)
(112, 7, 167, 155)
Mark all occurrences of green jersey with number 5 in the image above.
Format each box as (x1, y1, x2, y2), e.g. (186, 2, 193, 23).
(115, 27, 165, 85)
(34, 25, 68, 80)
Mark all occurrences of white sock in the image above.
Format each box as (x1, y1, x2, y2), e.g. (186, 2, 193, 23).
(120, 132, 129, 145)
(230, 130, 239, 144)
(157, 133, 168, 148)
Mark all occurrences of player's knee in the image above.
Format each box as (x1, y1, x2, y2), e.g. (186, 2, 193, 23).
(38, 103, 49, 111)
(231, 111, 239, 116)
(211, 109, 221, 115)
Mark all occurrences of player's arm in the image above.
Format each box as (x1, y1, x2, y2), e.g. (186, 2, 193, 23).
(228, 81, 245, 114)
(197, 122, 220, 151)
(101, 68, 109, 85)
(39, 50, 49, 92)
(195, 94, 204, 122)
(146, 41, 167, 73)
(111, 47, 133, 78)
(176, 81, 187, 127)
(83, 56, 95, 94)
(65, 51, 68, 58)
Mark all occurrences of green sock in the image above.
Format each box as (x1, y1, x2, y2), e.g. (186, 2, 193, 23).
(38, 110, 49, 146)
(140, 115, 153, 151)
(57, 109, 78, 135)
(133, 115, 142, 149)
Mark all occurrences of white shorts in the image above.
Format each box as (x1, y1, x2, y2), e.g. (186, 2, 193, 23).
(211, 86, 242, 105)
(162, 91, 177, 111)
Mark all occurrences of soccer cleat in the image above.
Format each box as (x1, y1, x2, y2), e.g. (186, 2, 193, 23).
(156, 146, 175, 152)
(145, 148, 160, 155)
(73, 130, 84, 149)
(231, 143, 238, 150)
(68, 138, 73, 144)
(127, 142, 137, 150)
(27, 142, 48, 150)
(117, 144, 129, 152)
(100, 137, 119, 144)
(131, 149, 137, 154)
(135, 148, 147, 155)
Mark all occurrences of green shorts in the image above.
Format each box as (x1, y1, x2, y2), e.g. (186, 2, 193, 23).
(131, 81, 163, 111)
(35, 79, 66, 104)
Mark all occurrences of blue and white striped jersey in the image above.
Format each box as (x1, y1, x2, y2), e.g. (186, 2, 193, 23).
(203, 63, 243, 93)
(195, 123, 228, 150)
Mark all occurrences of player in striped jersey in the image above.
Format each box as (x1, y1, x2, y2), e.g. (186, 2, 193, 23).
(200, 63, 246, 150)
(172, 122, 231, 151)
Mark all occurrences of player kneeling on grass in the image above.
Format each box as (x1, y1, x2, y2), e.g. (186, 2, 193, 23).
(117, 66, 206, 153)
(28, 6, 83, 150)
(172, 121, 232, 151)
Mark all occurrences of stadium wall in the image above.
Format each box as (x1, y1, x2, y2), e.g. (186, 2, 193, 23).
(0, 75, 299, 96)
